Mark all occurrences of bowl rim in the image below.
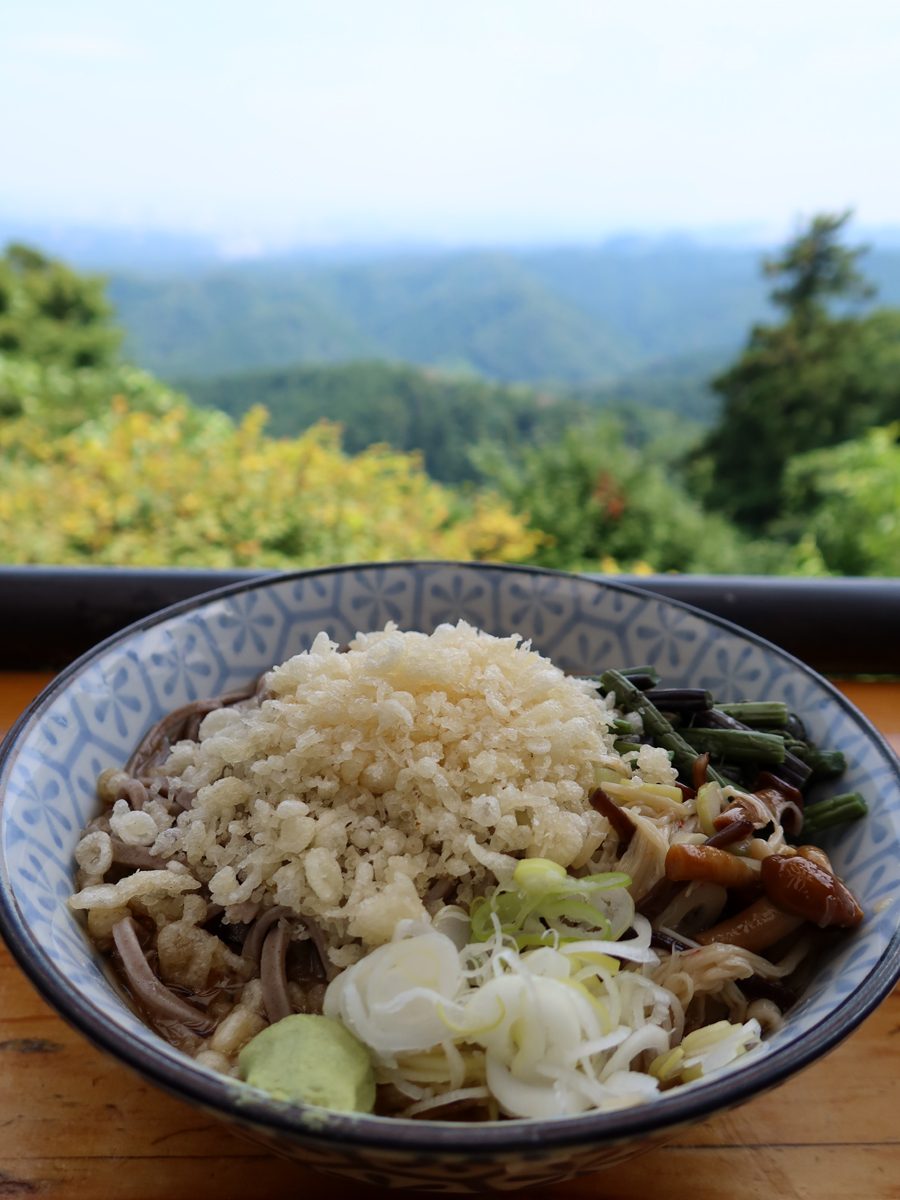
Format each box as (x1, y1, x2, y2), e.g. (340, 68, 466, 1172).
(1, 559, 899, 1155)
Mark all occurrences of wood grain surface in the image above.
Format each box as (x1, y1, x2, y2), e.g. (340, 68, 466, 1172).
(1, 671, 898, 1200)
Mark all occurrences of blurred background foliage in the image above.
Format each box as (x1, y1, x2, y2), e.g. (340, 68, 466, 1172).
(1, 214, 898, 576)
(0, 244, 121, 371)
(691, 215, 900, 530)
(0, 403, 541, 567)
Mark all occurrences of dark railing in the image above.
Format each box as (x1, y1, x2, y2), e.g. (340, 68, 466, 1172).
(1, 565, 898, 675)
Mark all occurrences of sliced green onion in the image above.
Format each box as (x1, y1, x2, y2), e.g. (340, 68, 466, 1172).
(470, 861, 632, 950)
(512, 859, 568, 896)
(536, 897, 613, 938)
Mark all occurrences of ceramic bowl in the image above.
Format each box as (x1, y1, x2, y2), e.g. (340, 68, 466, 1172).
(1, 562, 899, 1192)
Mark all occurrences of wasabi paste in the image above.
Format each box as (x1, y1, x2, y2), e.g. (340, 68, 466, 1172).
(239, 1013, 376, 1113)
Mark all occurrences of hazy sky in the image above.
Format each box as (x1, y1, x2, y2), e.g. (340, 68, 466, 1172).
(3, 0, 899, 247)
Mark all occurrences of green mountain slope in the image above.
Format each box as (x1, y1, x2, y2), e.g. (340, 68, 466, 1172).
(311, 252, 640, 380)
(520, 243, 769, 360)
(109, 271, 378, 377)
(108, 244, 900, 386)
(181, 360, 587, 483)
(111, 252, 639, 383)
(180, 355, 721, 484)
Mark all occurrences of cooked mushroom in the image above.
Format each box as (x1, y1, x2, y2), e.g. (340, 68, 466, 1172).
(665, 843, 759, 889)
(704, 817, 753, 850)
(795, 844, 833, 873)
(752, 772, 804, 837)
(694, 898, 804, 952)
(589, 787, 635, 853)
(760, 854, 863, 929)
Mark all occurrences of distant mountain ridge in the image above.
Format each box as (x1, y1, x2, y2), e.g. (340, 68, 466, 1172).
(105, 243, 900, 385)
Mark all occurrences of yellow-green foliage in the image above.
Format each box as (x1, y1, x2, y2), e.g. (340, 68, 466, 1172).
(778, 423, 900, 575)
(0, 401, 541, 567)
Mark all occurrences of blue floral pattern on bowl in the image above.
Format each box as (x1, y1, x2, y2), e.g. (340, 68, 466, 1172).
(1, 562, 898, 1192)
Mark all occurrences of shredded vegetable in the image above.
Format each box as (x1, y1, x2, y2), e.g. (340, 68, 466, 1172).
(323, 863, 763, 1118)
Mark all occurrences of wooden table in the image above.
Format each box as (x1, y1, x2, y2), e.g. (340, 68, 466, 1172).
(1, 672, 898, 1199)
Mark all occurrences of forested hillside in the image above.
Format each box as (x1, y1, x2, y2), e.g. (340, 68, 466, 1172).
(107, 242, 900, 385)
(3, 216, 899, 577)
(181, 359, 718, 483)
(0, 246, 538, 568)
(183, 362, 585, 483)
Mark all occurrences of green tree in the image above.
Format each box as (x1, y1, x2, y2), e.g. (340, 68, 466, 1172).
(695, 213, 900, 529)
(763, 212, 874, 327)
(0, 243, 121, 369)
(0, 244, 163, 431)
(777, 423, 900, 575)
(474, 416, 788, 574)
